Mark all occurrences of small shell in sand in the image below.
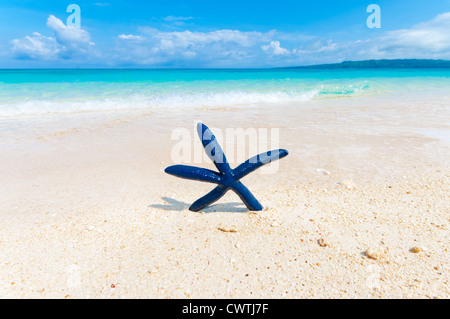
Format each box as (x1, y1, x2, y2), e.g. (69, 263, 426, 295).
(316, 168, 330, 175)
(338, 180, 356, 190)
(218, 226, 238, 233)
(410, 247, 423, 253)
(318, 238, 330, 247)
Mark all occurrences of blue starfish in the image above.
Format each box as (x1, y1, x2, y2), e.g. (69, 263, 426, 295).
(165, 123, 288, 212)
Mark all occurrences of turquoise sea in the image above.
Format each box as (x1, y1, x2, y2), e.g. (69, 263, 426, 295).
(0, 68, 450, 117)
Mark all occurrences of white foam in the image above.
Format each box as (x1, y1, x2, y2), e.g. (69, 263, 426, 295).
(0, 89, 321, 117)
(0, 80, 374, 118)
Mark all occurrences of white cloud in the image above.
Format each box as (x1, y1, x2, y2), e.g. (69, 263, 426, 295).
(116, 28, 276, 66)
(267, 12, 450, 65)
(163, 16, 194, 22)
(183, 51, 197, 58)
(261, 41, 291, 56)
(139, 28, 273, 47)
(112, 13, 450, 66)
(357, 12, 450, 59)
(11, 15, 96, 61)
(118, 34, 144, 40)
(11, 33, 59, 60)
(46, 15, 91, 46)
(162, 16, 195, 27)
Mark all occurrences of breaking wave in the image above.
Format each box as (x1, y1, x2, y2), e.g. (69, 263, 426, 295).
(0, 84, 369, 117)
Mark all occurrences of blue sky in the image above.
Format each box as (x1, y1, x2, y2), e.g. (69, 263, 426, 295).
(1, 0, 450, 68)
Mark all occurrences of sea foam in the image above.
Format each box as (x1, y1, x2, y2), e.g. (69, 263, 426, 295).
(0, 85, 369, 117)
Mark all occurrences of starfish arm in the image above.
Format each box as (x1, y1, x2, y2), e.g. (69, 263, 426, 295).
(232, 182, 263, 211)
(197, 123, 232, 174)
(233, 149, 289, 180)
(189, 185, 228, 212)
(165, 165, 222, 184)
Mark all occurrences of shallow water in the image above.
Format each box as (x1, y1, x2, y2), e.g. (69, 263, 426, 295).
(1, 68, 449, 117)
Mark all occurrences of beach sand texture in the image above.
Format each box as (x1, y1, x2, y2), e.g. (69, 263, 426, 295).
(0, 94, 449, 299)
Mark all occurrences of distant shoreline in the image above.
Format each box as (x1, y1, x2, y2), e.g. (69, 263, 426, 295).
(2, 59, 450, 71)
(280, 59, 450, 69)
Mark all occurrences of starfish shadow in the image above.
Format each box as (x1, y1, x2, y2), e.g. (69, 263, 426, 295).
(149, 197, 249, 213)
(148, 197, 189, 211)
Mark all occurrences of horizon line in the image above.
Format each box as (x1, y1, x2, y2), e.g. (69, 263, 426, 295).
(1, 59, 450, 71)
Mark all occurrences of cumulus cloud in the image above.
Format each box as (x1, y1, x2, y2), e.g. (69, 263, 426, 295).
(11, 15, 96, 61)
(11, 33, 59, 60)
(46, 15, 91, 45)
(261, 41, 291, 56)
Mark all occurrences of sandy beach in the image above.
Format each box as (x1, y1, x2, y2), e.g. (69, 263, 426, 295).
(0, 92, 449, 299)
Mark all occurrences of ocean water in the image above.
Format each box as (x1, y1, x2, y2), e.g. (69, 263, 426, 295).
(0, 68, 450, 117)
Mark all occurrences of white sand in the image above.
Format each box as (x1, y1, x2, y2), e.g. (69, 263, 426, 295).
(0, 94, 449, 298)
